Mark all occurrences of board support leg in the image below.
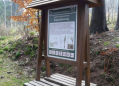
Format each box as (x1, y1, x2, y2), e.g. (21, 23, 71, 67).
(84, 3, 90, 86)
(35, 9, 45, 81)
(46, 60, 50, 77)
(84, 33, 90, 86)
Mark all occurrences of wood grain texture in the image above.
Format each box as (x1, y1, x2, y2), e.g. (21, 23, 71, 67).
(24, 73, 97, 86)
(83, 4, 90, 86)
(76, 1, 87, 86)
(26, 0, 102, 9)
(35, 9, 45, 81)
(44, 9, 51, 77)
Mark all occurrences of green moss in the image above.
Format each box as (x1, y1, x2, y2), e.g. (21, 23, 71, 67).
(30, 51, 35, 57)
(15, 51, 21, 60)
(96, 51, 100, 55)
(99, 39, 102, 41)
(41, 66, 46, 71)
(59, 63, 65, 67)
(103, 42, 110, 46)
(30, 32, 35, 37)
(32, 37, 38, 44)
(8, 47, 15, 52)
(0, 50, 4, 54)
(116, 44, 119, 48)
(33, 44, 38, 50)
(0, 36, 7, 40)
(25, 48, 31, 55)
(3, 46, 9, 51)
(0, 59, 3, 63)
(68, 67, 73, 73)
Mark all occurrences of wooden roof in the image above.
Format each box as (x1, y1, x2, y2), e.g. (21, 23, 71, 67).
(26, 0, 102, 9)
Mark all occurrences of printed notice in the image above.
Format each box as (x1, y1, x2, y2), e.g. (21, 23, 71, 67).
(48, 5, 77, 61)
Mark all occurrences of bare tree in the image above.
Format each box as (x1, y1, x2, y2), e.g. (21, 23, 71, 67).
(11, 1, 12, 27)
(114, 0, 119, 30)
(90, 0, 109, 34)
(4, 0, 6, 28)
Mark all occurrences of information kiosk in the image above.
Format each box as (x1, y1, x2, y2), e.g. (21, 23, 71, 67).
(25, 0, 102, 86)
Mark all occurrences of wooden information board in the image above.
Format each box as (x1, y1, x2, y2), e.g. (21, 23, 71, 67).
(26, 0, 102, 86)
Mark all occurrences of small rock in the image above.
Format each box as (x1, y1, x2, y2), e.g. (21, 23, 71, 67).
(7, 71, 12, 74)
(1, 75, 4, 79)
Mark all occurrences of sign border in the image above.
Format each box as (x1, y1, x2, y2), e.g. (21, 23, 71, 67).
(47, 5, 78, 61)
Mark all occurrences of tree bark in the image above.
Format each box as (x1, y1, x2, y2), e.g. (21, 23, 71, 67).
(11, 1, 12, 27)
(4, 0, 6, 29)
(114, 1, 119, 30)
(90, 0, 108, 34)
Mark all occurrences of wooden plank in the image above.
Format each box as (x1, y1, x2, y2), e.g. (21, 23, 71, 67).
(84, 0, 98, 4)
(33, 80, 50, 86)
(35, 9, 45, 81)
(50, 75, 76, 85)
(51, 74, 97, 86)
(43, 56, 77, 66)
(45, 77, 73, 86)
(40, 79, 60, 86)
(29, 81, 43, 86)
(52, 73, 76, 81)
(23, 82, 34, 86)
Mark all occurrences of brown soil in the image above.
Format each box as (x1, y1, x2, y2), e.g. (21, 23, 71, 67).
(10, 30, 119, 86)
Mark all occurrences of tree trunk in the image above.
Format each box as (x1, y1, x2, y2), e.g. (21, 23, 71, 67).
(114, 1, 119, 30)
(90, 0, 108, 34)
(11, 1, 12, 27)
(4, 0, 6, 29)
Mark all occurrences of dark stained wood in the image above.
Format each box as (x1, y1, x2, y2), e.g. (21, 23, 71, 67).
(35, 9, 45, 81)
(76, 2, 87, 86)
(83, 4, 90, 86)
(44, 9, 51, 77)
(43, 56, 77, 66)
(42, 56, 88, 68)
(26, 0, 76, 9)
(26, 0, 102, 9)
(84, 0, 103, 7)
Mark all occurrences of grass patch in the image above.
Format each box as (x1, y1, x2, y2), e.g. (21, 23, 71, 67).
(103, 42, 110, 46)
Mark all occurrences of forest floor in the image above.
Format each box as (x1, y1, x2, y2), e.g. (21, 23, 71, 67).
(1, 30, 119, 86)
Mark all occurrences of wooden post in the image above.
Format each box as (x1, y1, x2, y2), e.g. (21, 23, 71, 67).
(76, 2, 89, 86)
(84, 4, 90, 86)
(44, 9, 51, 77)
(35, 9, 45, 81)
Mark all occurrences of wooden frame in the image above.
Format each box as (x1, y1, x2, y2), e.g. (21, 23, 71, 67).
(26, 0, 102, 86)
